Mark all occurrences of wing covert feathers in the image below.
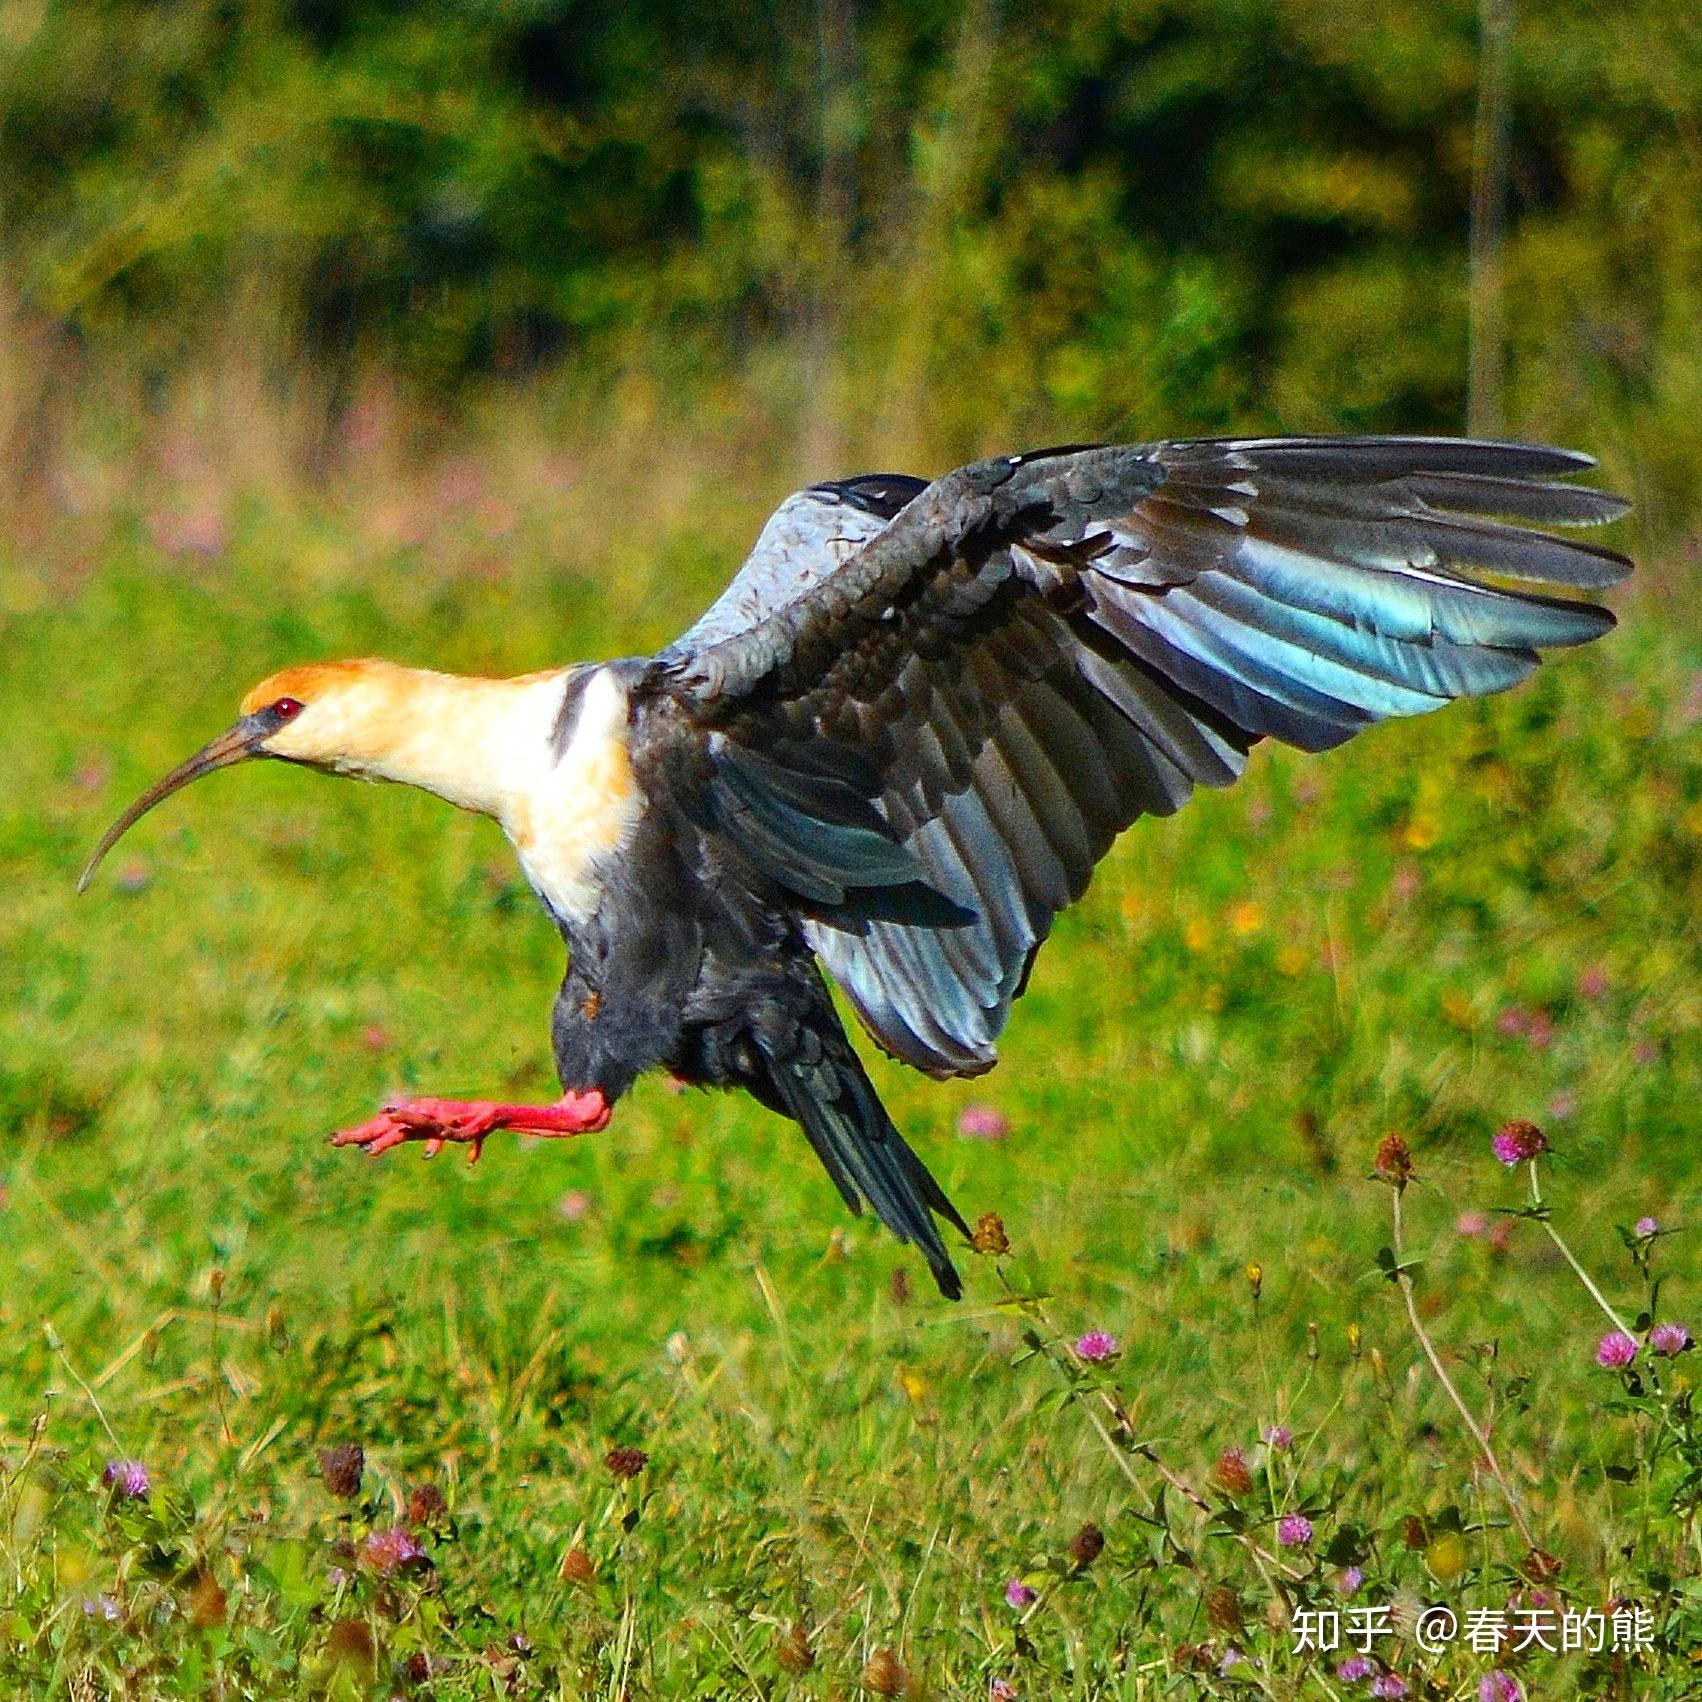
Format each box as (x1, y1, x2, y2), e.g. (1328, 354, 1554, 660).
(665, 437, 1628, 1076)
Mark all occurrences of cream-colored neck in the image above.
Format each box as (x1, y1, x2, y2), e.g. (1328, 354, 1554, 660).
(296, 662, 573, 822)
(268, 659, 643, 924)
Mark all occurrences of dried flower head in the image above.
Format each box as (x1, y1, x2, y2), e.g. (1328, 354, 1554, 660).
(1067, 1522, 1105, 1570)
(776, 1622, 815, 1675)
(1374, 1134, 1414, 1188)
(1650, 1322, 1692, 1356)
(102, 1459, 150, 1499)
(605, 1446, 648, 1480)
(1401, 1515, 1428, 1550)
(889, 1267, 911, 1306)
(1213, 1446, 1253, 1497)
(406, 1481, 448, 1526)
(1491, 1120, 1548, 1168)
(1205, 1585, 1243, 1631)
(1277, 1513, 1313, 1548)
(185, 1570, 228, 1628)
(1074, 1331, 1118, 1363)
(861, 1647, 909, 1696)
(1596, 1330, 1638, 1369)
(318, 1444, 364, 1500)
(326, 1618, 377, 1669)
(559, 1547, 595, 1585)
(1004, 1578, 1036, 1610)
(1520, 1548, 1562, 1585)
(972, 1212, 1010, 1256)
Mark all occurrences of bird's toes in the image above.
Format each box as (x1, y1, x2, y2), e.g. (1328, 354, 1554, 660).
(386, 1098, 449, 1129)
(329, 1112, 410, 1154)
(364, 1121, 411, 1156)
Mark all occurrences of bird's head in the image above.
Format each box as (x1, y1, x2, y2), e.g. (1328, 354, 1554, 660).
(78, 660, 406, 892)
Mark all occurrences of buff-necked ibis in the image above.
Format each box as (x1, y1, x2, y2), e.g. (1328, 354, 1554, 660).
(82, 437, 1630, 1296)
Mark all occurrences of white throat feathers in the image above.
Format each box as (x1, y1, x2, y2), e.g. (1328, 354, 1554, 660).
(505, 666, 643, 927)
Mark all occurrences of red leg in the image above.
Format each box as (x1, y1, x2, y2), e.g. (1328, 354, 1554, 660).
(330, 1089, 610, 1166)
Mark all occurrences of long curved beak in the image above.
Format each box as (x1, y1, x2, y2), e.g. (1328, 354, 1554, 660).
(78, 714, 274, 894)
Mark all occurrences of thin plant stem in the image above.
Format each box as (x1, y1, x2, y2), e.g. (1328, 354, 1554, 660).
(210, 1273, 235, 1449)
(1081, 1388, 1150, 1504)
(1126, 1435, 1299, 1611)
(0, 1415, 50, 1591)
(1523, 1160, 1685, 1546)
(47, 1328, 122, 1453)
(1251, 1281, 1273, 1414)
(1528, 1161, 1636, 1338)
(1390, 1188, 1538, 1552)
(993, 1264, 1304, 1603)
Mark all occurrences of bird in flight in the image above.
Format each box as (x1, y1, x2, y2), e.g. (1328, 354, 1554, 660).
(82, 437, 1629, 1297)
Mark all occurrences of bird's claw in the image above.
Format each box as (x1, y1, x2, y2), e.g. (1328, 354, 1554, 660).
(329, 1098, 498, 1165)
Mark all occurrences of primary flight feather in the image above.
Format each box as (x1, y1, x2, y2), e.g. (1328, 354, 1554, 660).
(82, 436, 1631, 1297)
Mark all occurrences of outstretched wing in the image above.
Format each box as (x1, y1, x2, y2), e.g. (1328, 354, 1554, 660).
(655, 437, 1630, 1078)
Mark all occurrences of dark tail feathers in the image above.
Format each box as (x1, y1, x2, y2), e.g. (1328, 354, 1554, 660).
(756, 1019, 969, 1298)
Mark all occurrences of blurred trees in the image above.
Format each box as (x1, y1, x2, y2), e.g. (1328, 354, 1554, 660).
(0, 0, 1696, 521)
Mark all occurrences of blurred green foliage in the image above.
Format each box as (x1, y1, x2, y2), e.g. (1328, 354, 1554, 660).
(2, 0, 1698, 520)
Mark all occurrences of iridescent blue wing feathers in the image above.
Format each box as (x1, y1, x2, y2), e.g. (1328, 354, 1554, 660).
(657, 437, 1629, 1079)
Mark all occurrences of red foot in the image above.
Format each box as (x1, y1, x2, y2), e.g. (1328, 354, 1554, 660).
(329, 1090, 611, 1166)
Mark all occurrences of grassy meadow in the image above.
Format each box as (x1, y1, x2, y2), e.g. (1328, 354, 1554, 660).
(2, 407, 1701, 1701)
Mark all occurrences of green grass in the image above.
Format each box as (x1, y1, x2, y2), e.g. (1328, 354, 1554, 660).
(2, 453, 1700, 1699)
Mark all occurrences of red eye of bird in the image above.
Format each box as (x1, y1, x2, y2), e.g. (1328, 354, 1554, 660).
(272, 697, 304, 720)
